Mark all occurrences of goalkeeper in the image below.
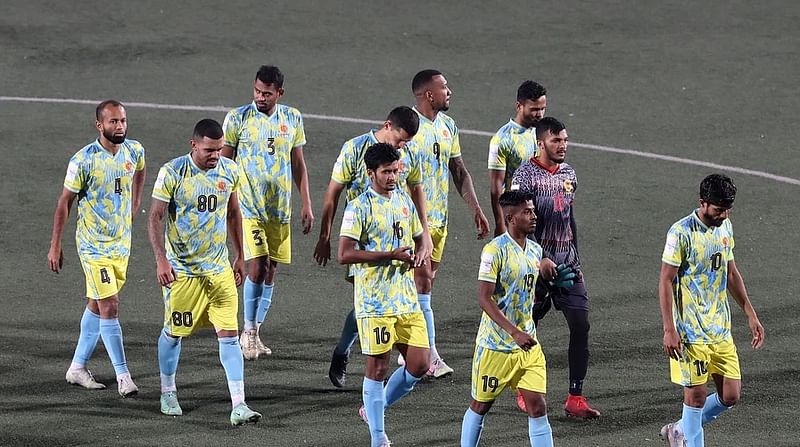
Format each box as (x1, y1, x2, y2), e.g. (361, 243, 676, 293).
(509, 117, 600, 418)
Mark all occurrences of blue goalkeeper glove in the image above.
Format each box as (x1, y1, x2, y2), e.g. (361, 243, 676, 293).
(550, 264, 577, 288)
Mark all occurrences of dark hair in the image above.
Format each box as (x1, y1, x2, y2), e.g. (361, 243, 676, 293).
(535, 117, 566, 141)
(193, 118, 224, 140)
(499, 190, 535, 209)
(386, 106, 419, 136)
(700, 174, 736, 207)
(96, 99, 124, 120)
(412, 69, 443, 93)
(517, 81, 546, 103)
(364, 143, 400, 171)
(255, 65, 284, 88)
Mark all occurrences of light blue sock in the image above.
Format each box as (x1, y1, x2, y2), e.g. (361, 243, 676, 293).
(701, 392, 730, 424)
(335, 309, 359, 355)
(243, 278, 262, 331)
(363, 377, 386, 447)
(460, 408, 485, 447)
(682, 404, 704, 447)
(219, 336, 246, 407)
(256, 283, 274, 325)
(384, 367, 422, 408)
(158, 330, 181, 376)
(72, 308, 101, 366)
(528, 415, 554, 447)
(218, 336, 244, 381)
(99, 318, 128, 376)
(418, 293, 435, 348)
(158, 330, 181, 392)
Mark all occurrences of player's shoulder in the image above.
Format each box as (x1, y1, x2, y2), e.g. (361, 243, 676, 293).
(122, 138, 145, 154)
(485, 233, 511, 253)
(438, 112, 458, 132)
(559, 162, 576, 175)
(668, 212, 697, 234)
(161, 153, 191, 173)
(277, 104, 303, 121)
(217, 156, 239, 171)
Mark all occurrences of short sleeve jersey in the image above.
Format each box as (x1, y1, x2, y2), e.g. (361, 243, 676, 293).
(340, 188, 422, 318)
(331, 131, 421, 202)
(223, 102, 305, 223)
(476, 234, 542, 352)
(662, 211, 735, 344)
(63, 139, 146, 260)
(488, 119, 537, 189)
(511, 159, 580, 269)
(152, 155, 240, 277)
(407, 107, 461, 229)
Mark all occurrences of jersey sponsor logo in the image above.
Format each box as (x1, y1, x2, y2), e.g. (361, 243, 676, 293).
(65, 161, 79, 182)
(488, 142, 500, 164)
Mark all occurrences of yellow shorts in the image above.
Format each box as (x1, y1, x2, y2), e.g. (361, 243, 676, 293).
(670, 338, 741, 386)
(162, 269, 239, 337)
(79, 256, 128, 299)
(243, 218, 291, 263)
(358, 312, 429, 356)
(430, 226, 448, 263)
(471, 344, 547, 402)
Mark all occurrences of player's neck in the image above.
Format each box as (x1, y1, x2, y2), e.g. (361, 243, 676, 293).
(415, 102, 439, 122)
(533, 156, 559, 173)
(512, 115, 531, 129)
(97, 136, 120, 155)
(508, 230, 527, 249)
(370, 185, 393, 198)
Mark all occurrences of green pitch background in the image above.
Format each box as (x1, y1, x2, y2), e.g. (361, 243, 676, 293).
(1, 1, 798, 445)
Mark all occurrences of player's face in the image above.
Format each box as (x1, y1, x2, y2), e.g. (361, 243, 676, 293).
(699, 200, 732, 227)
(191, 136, 225, 170)
(96, 105, 127, 145)
(516, 96, 547, 128)
(253, 79, 284, 114)
(381, 123, 413, 149)
(509, 200, 537, 234)
(368, 161, 400, 195)
(426, 75, 452, 112)
(538, 129, 569, 164)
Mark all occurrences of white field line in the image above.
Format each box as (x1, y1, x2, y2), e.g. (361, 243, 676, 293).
(3, 95, 798, 186)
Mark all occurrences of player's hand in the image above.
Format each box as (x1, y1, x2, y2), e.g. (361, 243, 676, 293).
(512, 330, 537, 351)
(550, 264, 577, 288)
(414, 232, 433, 267)
(313, 237, 332, 266)
(539, 258, 557, 282)
(748, 316, 765, 349)
(156, 258, 177, 288)
(474, 209, 490, 240)
(663, 328, 682, 360)
(231, 257, 245, 287)
(390, 246, 415, 264)
(48, 245, 64, 273)
(301, 206, 315, 235)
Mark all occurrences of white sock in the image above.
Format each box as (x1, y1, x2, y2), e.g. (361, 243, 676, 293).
(160, 374, 177, 393)
(69, 361, 85, 372)
(228, 380, 245, 408)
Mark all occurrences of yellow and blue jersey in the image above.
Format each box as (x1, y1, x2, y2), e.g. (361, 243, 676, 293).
(488, 119, 537, 189)
(63, 139, 145, 260)
(223, 102, 305, 224)
(408, 107, 461, 229)
(152, 155, 240, 277)
(331, 131, 421, 202)
(340, 188, 422, 318)
(662, 210, 735, 344)
(476, 233, 542, 352)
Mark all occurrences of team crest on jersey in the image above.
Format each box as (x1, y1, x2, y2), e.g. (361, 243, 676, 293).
(442, 129, 451, 139)
(279, 124, 289, 135)
(124, 161, 134, 173)
(721, 236, 729, 247)
(402, 207, 410, 217)
(398, 160, 406, 172)
(563, 179, 574, 193)
(217, 180, 227, 191)
(534, 260, 540, 269)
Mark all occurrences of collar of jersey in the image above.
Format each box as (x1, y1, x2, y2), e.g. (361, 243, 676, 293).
(250, 101, 279, 119)
(502, 232, 529, 252)
(412, 106, 439, 125)
(186, 153, 213, 172)
(508, 119, 531, 133)
(531, 156, 560, 174)
(367, 187, 393, 201)
(92, 139, 123, 158)
(691, 209, 715, 232)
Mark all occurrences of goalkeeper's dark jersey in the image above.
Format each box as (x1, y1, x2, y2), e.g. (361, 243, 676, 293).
(511, 158, 580, 270)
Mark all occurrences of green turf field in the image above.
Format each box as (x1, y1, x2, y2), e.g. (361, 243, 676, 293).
(1, 1, 799, 445)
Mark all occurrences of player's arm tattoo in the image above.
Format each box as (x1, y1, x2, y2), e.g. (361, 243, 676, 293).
(449, 156, 482, 212)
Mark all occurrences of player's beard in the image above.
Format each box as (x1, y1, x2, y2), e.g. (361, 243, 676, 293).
(103, 129, 126, 144)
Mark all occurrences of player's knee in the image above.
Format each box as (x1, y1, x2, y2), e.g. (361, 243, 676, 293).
(96, 296, 119, 318)
(469, 399, 492, 416)
(721, 390, 740, 407)
(524, 393, 547, 418)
